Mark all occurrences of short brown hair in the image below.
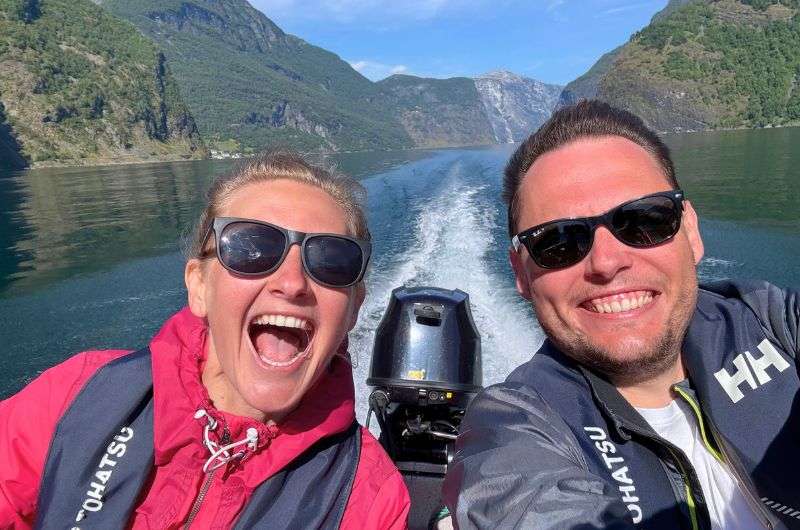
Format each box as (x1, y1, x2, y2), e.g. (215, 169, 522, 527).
(188, 150, 370, 259)
(503, 100, 678, 236)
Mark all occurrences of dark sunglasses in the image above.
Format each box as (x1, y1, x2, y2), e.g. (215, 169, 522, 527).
(202, 217, 372, 287)
(512, 190, 685, 270)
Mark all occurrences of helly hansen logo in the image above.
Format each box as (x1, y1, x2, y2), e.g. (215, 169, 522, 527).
(713, 340, 790, 403)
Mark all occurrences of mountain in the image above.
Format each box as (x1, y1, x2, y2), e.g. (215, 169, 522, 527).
(376, 75, 496, 148)
(560, 0, 800, 131)
(475, 71, 562, 143)
(0, 0, 204, 169)
(99, 0, 414, 152)
(557, 47, 622, 108)
(2, 0, 558, 164)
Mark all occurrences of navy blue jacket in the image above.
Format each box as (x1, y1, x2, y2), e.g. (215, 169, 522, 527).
(443, 281, 800, 530)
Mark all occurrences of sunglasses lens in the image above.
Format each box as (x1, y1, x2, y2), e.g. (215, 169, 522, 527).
(219, 222, 286, 274)
(305, 235, 364, 286)
(612, 195, 680, 247)
(530, 222, 593, 269)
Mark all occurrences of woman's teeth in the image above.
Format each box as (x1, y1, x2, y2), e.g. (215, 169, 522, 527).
(252, 314, 312, 330)
(588, 291, 654, 314)
(249, 314, 313, 367)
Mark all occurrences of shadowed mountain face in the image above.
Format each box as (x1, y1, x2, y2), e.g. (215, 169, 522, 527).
(558, 0, 800, 131)
(0, 102, 27, 170)
(100, 0, 414, 152)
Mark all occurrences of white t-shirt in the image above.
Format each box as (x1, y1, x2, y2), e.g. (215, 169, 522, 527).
(636, 399, 765, 530)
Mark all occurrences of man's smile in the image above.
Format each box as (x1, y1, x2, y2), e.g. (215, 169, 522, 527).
(581, 290, 657, 314)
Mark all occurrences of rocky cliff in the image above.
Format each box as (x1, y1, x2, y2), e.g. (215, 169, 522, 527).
(475, 70, 562, 143)
(0, 0, 204, 168)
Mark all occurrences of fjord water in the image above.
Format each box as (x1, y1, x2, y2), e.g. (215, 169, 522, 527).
(1, 128, 799, 421)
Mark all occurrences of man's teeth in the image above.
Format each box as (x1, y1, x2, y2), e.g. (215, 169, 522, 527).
(252, 314, 312, 330)
(589, 292, 654, 314)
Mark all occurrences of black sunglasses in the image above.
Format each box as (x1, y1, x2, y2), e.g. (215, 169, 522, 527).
(512, 190, 685, 270)
(202, 217, 372, 287)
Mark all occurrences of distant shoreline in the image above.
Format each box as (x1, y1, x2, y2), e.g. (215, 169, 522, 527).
(15, 122, 800, 171)
(17, 140, 503, 172)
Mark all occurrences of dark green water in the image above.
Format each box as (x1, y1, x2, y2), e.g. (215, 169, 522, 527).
(1, 128, 799, 417)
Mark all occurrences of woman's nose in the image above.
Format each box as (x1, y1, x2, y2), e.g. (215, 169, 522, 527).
(266, 245, 311, 299)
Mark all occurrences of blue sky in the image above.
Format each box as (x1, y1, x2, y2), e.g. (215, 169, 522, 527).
(249, 0, 669, 85)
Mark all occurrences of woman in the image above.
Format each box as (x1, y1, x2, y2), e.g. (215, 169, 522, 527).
(0, 151, 410, 528)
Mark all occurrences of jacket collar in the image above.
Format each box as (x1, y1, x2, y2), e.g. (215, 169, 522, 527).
(148, 307, 356, 487)
(540, 341, 659, 441)
(578, 364, 659, 441)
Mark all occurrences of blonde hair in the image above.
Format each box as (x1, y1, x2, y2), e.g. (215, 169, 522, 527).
(188, 150, 370, 259)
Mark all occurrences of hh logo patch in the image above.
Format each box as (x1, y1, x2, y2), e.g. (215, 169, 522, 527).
(714, 339, 790, 403)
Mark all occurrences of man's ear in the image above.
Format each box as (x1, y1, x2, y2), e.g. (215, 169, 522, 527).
(509, 247, 533, 301)
(682, 201, 705, 265)
(185, 259, 208, 318)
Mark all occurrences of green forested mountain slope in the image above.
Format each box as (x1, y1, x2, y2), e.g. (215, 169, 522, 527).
(376, 75, 495, 148)
(0, 0, 205, 168)
(100, 0, 414, 152)
(583, 0, 800, 131)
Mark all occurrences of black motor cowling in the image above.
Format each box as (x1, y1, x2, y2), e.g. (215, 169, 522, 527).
(367, 286, 482, 529)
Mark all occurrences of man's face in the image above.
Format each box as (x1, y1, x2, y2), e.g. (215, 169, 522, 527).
(509, 136, 704, 383)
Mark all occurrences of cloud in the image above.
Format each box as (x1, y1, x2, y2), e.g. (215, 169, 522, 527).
(545, 0, 565, 12)
(349, 60, 410, 80)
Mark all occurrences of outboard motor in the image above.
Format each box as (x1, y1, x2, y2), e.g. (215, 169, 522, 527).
(367, 286, 482, 529)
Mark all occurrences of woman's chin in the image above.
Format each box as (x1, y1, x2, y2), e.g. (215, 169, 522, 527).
(241, 375, 310, 422)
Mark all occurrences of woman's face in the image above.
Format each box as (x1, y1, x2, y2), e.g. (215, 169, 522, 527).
(185, 179, 365, 422)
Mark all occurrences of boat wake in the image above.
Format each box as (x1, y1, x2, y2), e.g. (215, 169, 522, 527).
(349, 156, 543, 423)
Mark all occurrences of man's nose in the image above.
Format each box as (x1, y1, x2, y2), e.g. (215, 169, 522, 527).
(266, 245, 311, 298)
(583, 226, 633, 281)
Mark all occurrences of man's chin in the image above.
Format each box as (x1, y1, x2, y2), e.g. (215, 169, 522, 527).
(559, 334, 680, 386)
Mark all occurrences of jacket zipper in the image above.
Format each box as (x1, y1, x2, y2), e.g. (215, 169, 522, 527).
(672, 387, 723, 462)
(664, 445, 701, 530)
(183, 468, 217, 529)
(183, 429, 230, 529)
(673, 385, 775, 530)
(620, 421, 707, 530)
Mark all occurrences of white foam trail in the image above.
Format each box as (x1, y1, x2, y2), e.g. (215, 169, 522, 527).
(349, 161, 543, 425)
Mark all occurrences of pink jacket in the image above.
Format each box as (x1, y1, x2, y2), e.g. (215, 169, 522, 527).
(0, 308, 410, 528)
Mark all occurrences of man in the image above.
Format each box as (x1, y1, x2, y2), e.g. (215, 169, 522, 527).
(442, 100, 800, 529)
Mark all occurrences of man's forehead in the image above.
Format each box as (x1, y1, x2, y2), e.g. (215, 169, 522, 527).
(517, 136, 671, 223)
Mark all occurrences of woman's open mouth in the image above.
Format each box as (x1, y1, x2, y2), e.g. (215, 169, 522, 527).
(248, 314, 314, 368)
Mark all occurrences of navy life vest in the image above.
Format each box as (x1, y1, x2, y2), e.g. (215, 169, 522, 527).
(33, 348, 361, 529)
